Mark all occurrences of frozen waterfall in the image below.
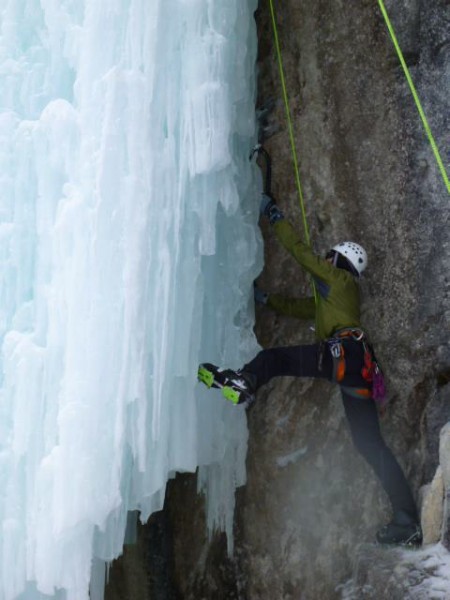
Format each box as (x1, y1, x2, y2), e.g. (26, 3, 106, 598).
(0, 1, 262, 598)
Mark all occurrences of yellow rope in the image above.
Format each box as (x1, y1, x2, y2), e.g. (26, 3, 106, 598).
(377, 0, 450, 194)
(267, 0, 318, 304)
(267, 0, 311, 245)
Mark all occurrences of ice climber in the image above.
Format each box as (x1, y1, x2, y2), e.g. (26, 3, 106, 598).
(198, 192, 423, 547)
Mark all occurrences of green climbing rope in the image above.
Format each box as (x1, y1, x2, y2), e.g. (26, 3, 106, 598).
(267, 0, 312, 245)
(377, 0, 450, 194)
(268, 0, 318, 304)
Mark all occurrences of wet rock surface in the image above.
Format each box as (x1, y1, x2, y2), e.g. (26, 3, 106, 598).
(105, 1, 450, 598)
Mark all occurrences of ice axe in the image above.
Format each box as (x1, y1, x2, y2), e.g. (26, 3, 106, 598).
(249, 144, 273, 197)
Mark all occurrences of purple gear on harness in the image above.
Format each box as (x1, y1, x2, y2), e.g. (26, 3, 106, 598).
(372, 365, 387, 405)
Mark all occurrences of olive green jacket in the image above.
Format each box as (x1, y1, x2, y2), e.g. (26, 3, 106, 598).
(267, 219, 362, 340)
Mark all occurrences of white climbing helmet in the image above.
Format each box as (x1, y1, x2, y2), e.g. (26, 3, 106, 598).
(332, 241, 368, 275)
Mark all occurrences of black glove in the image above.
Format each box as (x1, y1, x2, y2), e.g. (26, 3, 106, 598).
(260, 193, 284, 225)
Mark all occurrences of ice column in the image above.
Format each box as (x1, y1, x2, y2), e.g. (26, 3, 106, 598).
(0, 0, 261, 598)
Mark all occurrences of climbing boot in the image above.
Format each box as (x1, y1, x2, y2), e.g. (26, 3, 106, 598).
(198, 363, 256, 407)
(376, 511, 423, 547)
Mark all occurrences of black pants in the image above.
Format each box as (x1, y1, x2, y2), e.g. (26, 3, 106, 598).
(243, 342, 418, 520)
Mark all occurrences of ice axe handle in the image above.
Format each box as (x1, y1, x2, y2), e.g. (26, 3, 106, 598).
(250, 145, 272, 197)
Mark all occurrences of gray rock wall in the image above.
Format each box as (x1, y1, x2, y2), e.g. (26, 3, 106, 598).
(232, 1, 450, 598)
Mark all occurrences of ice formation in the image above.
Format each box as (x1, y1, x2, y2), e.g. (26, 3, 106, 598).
(0, 1, 261, 598)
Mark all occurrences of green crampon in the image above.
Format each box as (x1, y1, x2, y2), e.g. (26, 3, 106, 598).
(198, 364, 242, 405)
(197, 366, 215, 388)
(222, 386, 240, 405)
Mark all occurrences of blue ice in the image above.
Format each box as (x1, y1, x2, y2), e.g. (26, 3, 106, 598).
(0, 1, 261, 598)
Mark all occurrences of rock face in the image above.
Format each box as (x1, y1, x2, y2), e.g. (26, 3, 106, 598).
(420, 466, 444, 545)
(440, 423, 450, 551)
(227, 1, 449, 597)
(105, 1, 450, 598)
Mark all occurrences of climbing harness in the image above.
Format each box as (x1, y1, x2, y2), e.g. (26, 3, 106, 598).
(377, 0, 450, 195)
(327, 328, 386, 402)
